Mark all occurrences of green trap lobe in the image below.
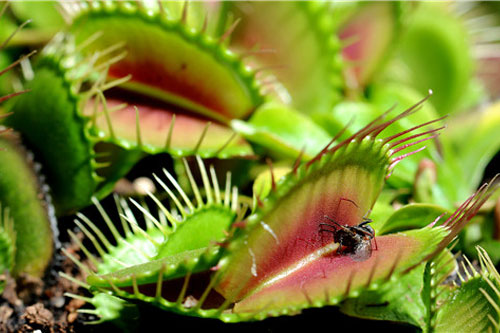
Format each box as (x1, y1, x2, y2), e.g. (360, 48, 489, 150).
(233, 228, 446, 314)
(340, 3, 398, 86)
(96, 227, 165, 276)
(87, 98, 253, 158)
(0, 137, 53, 277)
(218, 157, 387, 301)
(6, 66, 97, 214)
(229, 1, 343, 113)
(89, 247, 218, 288)
(231, 102, 332, 160)
(156, 206, 236, 259)
(72, 9, 262, 122)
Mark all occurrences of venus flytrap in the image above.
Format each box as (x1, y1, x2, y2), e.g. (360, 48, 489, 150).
(214, 109, 496, 321)
(0, 1, 498, 330)
(4, 0, 263, 214)
(59, 98, 498, 324)
(431, 246, 500, 332)
(61, 0, 262, 157)
(0, 8, 55, 283)
(0, 132, 54, 279)
(62, 155, 243, 323)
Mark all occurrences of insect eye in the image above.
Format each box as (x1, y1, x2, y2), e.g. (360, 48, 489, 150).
(365, 225, 374, 234)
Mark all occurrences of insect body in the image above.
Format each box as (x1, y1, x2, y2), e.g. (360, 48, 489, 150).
(319, 215, 377, 262)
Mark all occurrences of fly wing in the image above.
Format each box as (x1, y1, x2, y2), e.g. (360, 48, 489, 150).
(349, 240, 373, 262)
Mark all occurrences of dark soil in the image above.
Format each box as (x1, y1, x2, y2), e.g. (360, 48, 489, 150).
(0, 230, 94, 332)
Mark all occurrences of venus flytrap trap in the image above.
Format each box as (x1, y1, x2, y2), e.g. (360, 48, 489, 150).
(429, 246, 500, 332)
(0, 132, 54, 279)
(60, 0, 261, 157)
(0, 6, 55, 283)
(340, 243, 500, 332)
(4, 33, 129, 215)
(213, 107, 497, 321)
(59, 0, 350, 162)
(337, 1, 408, 92)
(62, 155, 244, 323)
(340, 245, 459, 329)
(225, 1, 344, 114)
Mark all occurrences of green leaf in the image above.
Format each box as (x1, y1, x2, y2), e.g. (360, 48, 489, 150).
(391, 2, 474, 115)
(0, 135, 53, 277)
(66, 157, 240, 308)
(228, 1, 343, 113)
(379, 203, 450, 235)
(5, 65, 99, 214)
(155, 205, 236, 259)
(340, 263, 427, 328)
(252, 166, 291, 201)
(231, 102, 332, 159)
(433, 248, 500, 332)
(311, 101, 377, 138)
(89, 247, 220, 288)
(425, 102, 500, 210)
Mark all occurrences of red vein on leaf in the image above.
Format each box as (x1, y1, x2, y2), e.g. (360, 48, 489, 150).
(0, 50, 37, 77)
(371, 90, 433, 138)
(301, 285, 313, 306)
(386, 146, 428, 179)
(200, 14, 208, 33)
(389, 126, 445, 152)
(181, 0, 188, 24)
(427, 212, 447, 228)
(214, 131, 238, 157)
(418, 175, 500, 266)
(325, 105, 400, 157)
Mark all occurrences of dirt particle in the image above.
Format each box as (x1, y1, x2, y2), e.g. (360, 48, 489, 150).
(0, 304, 14, 324)
(21, 303, 54, 331)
